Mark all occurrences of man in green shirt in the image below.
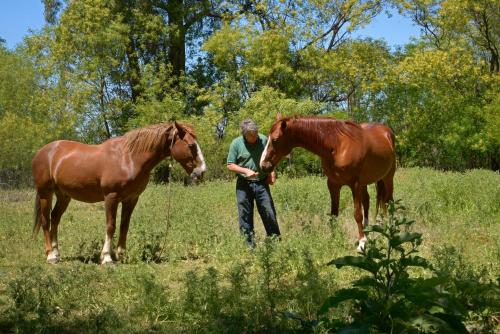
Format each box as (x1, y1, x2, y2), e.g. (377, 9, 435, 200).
(227, 119, 280, 248)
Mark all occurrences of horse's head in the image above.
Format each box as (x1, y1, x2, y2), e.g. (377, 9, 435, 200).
(170, 122, 206, 183)
(260, 115, 293, 173)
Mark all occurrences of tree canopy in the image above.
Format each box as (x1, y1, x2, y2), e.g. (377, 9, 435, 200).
(1, 0, 498, 184)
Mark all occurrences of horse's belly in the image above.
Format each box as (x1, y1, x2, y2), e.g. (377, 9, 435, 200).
(359, 158, 393, 184)
(326, 157, 393, 185)
(57, 183, 105, 203)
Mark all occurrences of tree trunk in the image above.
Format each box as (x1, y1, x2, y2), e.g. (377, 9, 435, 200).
(166, 0, 186, 81)
(126, 40, 143, 102)
(100, 77, 111, 139)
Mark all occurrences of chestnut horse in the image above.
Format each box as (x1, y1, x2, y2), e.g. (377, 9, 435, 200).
(260, 116, 395, 251)
(32, 122, 206, 264)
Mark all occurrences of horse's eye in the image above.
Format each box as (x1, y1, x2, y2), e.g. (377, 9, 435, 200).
(188, 143, 197, 153)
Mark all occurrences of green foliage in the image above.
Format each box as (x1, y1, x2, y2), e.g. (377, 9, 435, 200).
(130, 64, 185, 126)
(2, 0, 500, 183)
(0, 112, 46, 186)
(318, 200, 469, 333)
(237, 86, 321, 134)
(0, 47, 36, 118)
(0, 47, 73, 187)
(381, 45, 497, 169)
(432, 245, 500, 333)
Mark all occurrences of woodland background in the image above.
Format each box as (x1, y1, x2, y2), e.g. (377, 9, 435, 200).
(0, 0, 499, 186)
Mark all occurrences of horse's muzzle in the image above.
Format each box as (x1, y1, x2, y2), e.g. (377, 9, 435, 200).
(190, 168, 204, 184)
(260, 161, 273, 173)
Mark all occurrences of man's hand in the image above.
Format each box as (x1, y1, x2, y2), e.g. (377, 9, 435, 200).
(227, 164, 260, 179)
(245, 169, 259, 179)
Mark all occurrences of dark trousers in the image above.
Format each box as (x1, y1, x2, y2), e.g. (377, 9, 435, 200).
(236, 177, 280, 247)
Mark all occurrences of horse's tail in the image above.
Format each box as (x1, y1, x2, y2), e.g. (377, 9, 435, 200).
(33, 192, 42, 237)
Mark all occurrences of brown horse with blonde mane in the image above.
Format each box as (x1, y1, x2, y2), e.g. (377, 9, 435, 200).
(260, 115, 395, 251)
(32, 121, 206, 264)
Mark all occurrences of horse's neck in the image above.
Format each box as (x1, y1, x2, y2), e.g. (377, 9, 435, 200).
(126, 140, 171, 173)
(146, 129, 176, 166)
(288, 121, 334, 156)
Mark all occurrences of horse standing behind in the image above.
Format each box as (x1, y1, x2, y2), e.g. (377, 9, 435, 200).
(32, 122, 205, 264)
(260, 115, 395, 251)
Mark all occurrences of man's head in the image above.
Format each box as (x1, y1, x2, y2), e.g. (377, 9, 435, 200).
(240, 119, 258, 144)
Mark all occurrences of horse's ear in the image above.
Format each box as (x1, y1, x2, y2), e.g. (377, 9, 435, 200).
(174, 121, 186, 138)
(276, 112, 283, 121)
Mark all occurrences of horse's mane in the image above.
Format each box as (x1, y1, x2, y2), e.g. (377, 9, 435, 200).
(279, 116, 361, 147)
(123, 122, 197, 153)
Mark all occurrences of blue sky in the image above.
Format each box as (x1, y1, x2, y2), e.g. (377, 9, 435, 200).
(0, 0, 45, 49)
(0, 1, 420, 50)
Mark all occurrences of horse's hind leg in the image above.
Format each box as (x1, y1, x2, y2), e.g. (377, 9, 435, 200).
(117, 197, 138, 261)
(48, 192, 71, 263)
(36, 193, 55, 263)
(382, 174, 394, 214)
(361, 186, 369, 228)
(375, 180, 386, 222)
(375, 167, 395, 222)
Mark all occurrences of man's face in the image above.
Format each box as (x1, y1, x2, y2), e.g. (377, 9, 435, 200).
(244, 131, 258, 144)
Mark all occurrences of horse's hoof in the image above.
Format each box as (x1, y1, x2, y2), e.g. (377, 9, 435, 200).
(116, 247, 126, 261)
(100, 259, 115, 265)
(100, 254, 114, 265)
(47, 249, 60, 264)
(356, 237, 367, 253)
(100, 261, 115, 266)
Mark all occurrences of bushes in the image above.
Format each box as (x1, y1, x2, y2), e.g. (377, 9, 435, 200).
(316, 200, 499, 333)
(317, 201, 469, 333)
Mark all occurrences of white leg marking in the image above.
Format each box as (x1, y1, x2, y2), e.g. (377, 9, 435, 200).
(48, 239, 60, 262)
(47, 248, 60, 263)
(101, 234, 113, 264)
(357, 237, 368, 253)
(260, 138, 271, 167)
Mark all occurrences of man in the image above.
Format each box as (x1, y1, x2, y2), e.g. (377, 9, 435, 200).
(227, 119, 280, 248)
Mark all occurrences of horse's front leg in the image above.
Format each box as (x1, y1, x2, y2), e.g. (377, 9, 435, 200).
(350, 183, 367, 252)
(116, 197, 139, 261)
(327, 179, 341, 216)
(101, 193, 119, 264)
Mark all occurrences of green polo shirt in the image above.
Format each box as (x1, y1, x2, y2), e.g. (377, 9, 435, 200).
(227, 134, 269, 181)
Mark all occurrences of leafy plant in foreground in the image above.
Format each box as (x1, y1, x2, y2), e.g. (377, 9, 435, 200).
(318, 200, 468, 333)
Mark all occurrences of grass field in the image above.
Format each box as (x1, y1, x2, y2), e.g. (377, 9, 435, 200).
(0, 167, 499, 333)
